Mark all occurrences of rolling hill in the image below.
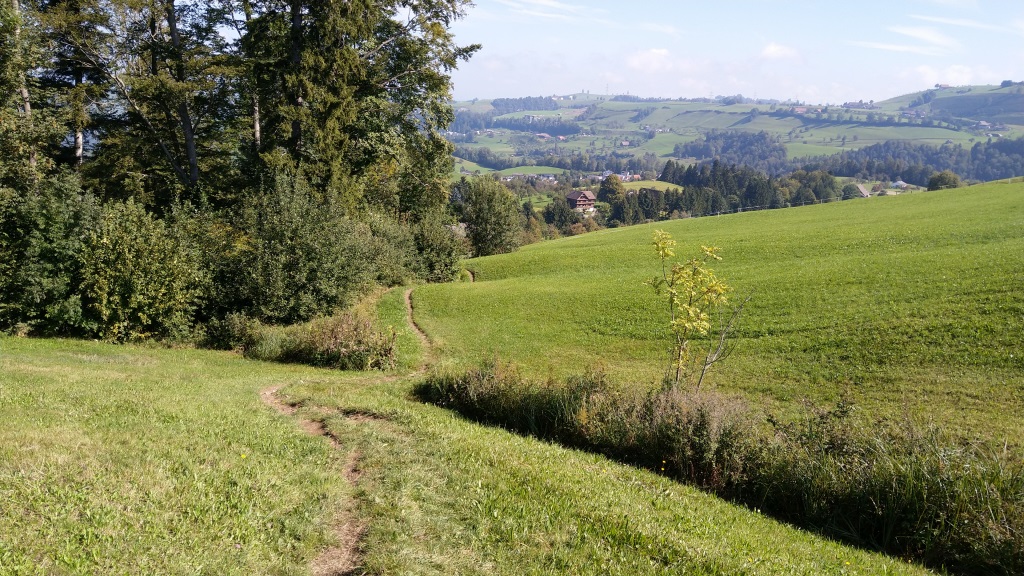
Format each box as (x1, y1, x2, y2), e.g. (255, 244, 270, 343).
(451, 86, 1024, 177)
(414, 180, 1024, 442)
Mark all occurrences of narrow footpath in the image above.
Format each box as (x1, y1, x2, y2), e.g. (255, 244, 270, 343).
(259, 286, 431, 575)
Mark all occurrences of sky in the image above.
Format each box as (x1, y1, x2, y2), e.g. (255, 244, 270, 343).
(447, 0, 1024, 104)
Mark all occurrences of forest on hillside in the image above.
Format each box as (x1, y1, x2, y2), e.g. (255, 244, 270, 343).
(679, 131, 1024, 186)
(0, 0, 477, 342)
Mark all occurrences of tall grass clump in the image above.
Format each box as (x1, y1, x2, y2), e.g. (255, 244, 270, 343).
(416, 359, 757, 492)
(417, 360, 1024, 575)
(752, 407, 1024, 575)
(209, 312, 396, 371)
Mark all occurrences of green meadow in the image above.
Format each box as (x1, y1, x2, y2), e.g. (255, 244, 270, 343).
(414, 181, 1024, 443)
(0, 339, 349, 574)
(0, 328, 930, 574)
(4, 181, 1023, 573)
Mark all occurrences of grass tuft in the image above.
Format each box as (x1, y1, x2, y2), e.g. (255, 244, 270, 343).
(206, 312, 397, 371)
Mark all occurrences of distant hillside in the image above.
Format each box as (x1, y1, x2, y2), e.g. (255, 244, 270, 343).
(450, 83, 1024, 179)
(449, 86, 1024, 178)
(880, 84, 1024, 126)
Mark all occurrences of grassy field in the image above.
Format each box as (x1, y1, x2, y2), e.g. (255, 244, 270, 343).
(622, 179, 680, 192)
(0, 338, 350, 574)
(5, 178, 1022, 573)
(414, 181, 1024, 443)
(1, 332, 932, 574)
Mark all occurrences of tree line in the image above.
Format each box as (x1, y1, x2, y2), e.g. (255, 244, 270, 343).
(1, 0, 476, 341)
(797, 138, 1024, 185)
(489, 96, 559, 115)
(454, 145, 661, 177)
(676, 131, 1024, 186)
(674, 131, 790, 175)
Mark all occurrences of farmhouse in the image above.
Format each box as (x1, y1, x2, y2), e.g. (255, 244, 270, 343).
(566, 190, 596, 211)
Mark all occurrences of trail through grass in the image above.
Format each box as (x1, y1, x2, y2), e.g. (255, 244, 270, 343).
(0, 338, 350, 574)
(1, 318, 934, 574)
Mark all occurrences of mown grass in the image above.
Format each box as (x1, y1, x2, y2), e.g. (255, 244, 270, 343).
(0, 337, 349, 574)
(1, 335, 933, 574)
(413, 182, 1024, 443)
(278, 363, 932, 575)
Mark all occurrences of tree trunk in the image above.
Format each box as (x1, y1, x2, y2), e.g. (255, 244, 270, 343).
(74, 71, 84, 167)
(12, 0, 36, 170)
(289, 0, 302, 152)
(240, 0, 261, 150)
(252, 94, 261, 149)
(164, 0, 199, 188)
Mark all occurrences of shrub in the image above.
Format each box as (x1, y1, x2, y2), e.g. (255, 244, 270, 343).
(80, 199, 203, 342)
(416, 361, 757, 492)
(418, 360, 1024, 575)
(413, 209, 463, 283)
(0, 172, 100, 335)
(751, 408, 1024, 575)
(455, 177, 521, 257)
(200, 312, 262, 351)
(928, 169, 964, 191)
(229, 170, 374, 324)
(363, 212, 419, 287)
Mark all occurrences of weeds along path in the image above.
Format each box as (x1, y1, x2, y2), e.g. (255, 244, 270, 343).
(260, 385, 364, 576)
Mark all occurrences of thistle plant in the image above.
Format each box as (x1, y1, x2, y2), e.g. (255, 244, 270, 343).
(646, 230, 738, 390)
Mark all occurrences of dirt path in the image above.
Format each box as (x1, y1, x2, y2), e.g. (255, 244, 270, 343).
(403, 288, 431, 369)
(258, 287, 431, 575)
(260, 386, 364, 576)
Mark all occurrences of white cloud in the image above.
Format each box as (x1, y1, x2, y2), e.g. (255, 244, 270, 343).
(761, 42, 799, 60)
(852, 41, 945, 56)
(911, 64, 976, 86)
(626, 49, 675, 74)
(910, 15, 1003, 31)
(888, 26, 960, 49)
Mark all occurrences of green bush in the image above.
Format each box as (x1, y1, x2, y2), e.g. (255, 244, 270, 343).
(413, 209, 463, 283)
(454, 177, 521, 257)
(752, 409, 1024, 575)
(0, 173, 100, 335)
(363, 212, 420, 287)
(417, 361, 1024, 575)
(416, 360, 755, 492)
(229, 170, 374, 325)
(80, 199, 203, 342)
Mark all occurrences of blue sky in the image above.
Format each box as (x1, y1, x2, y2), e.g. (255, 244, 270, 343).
(448, 0, 1024, 103)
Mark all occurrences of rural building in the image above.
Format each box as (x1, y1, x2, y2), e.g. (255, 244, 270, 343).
(566, 190, 596, 212)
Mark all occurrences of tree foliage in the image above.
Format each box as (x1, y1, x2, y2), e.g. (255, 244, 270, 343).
(81, 199, 203, 341)
(0, 0, 478, 339)
(646, 230, 732, 390)
(455, 177, 521, 257)
(928, 170, 963, 191)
